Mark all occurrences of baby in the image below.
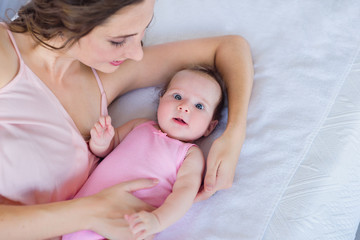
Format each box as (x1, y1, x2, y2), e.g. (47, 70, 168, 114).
(63, 65, 225, 240)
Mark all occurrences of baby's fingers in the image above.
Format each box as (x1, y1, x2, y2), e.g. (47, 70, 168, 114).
(90, 126, 98, 138)
(125, 214, 147, 235)
(195, 188, 214, 202)
(98, 116, 106, 127)
(106, 124, 115, 137)
(132, 222, 147, 236)
(135, 230, 148, 240)
(124, 213, 139, 228)
(99, 115, 112, 128)
(93, 121, 105, 135)
(104, 115, 112, 127)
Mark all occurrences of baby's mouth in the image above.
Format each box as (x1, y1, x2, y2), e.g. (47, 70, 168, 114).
(173, 118, 188, 125)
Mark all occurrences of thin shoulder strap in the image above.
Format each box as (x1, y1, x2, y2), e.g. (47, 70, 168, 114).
(91, 68, 108, 117)
(4, 25, 24, 63)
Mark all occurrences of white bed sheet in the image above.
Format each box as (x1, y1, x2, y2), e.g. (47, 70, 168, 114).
(110, 1, 360, 239)
(263, 47, 360, 240)
(2, 1, 360, 239)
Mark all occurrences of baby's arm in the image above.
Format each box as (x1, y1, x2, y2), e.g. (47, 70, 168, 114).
(125, 146, 205, 240)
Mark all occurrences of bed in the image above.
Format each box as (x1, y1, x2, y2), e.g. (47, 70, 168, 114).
(2, 1, 360, 239)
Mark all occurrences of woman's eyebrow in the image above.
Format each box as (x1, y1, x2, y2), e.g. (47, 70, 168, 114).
(111, 15, 154, 39)
(111, 33, 137, 39)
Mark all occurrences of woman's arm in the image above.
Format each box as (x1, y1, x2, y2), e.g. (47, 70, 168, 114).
(125, 146, 205, 240)
(200, 36, 253, 200)
(0, 179, 157, 240)
(0, 198, 89, 239)
(103, 35, 254, 199)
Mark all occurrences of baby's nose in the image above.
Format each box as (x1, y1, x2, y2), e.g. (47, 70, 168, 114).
(177, 105, 189, 113)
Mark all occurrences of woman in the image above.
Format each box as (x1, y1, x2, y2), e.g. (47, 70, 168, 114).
(0, 0, 253, 239)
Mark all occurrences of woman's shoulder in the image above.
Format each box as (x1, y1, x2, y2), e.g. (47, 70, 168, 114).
(0, 24, 19, 89)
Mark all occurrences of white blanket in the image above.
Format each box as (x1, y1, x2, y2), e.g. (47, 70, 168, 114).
(2, 0, 360, 239)
(110, 1, 360, 239)
(264, 53, 360, 240)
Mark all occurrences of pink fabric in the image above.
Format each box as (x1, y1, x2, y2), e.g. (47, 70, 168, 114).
(0, 27, 106, 204)
(63, 121, 195, 240)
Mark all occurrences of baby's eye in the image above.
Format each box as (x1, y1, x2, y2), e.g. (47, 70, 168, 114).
(195, 103, 204, 110)
(173, 94, 182, 100)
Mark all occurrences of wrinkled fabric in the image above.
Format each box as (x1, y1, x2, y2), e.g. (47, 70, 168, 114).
(63, 121, 195, 240)
(0, 27, 104, 204)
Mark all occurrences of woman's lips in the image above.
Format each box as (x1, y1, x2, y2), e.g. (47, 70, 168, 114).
(110, 60, 124, 66)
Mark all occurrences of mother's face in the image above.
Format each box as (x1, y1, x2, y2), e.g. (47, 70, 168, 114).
(73, 0, 155, 73)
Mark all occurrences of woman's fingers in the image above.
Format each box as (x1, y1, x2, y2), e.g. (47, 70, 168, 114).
(122, 178, 159, 193)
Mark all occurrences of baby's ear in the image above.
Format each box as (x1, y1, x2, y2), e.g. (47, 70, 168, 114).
(203, 120, 218, 137)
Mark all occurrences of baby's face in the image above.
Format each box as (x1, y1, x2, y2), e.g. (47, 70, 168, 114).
(157, 69, 221, 142)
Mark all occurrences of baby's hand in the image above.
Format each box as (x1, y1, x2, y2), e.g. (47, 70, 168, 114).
(125, 211, 159, 240)
(90, 115, 114, 149)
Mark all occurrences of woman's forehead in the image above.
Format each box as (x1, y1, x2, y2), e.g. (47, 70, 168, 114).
(96, 0, 155, 36)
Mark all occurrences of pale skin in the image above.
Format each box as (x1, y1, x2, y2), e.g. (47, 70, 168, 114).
(89, 70, 221, 239)
(0, 0, 253, 239)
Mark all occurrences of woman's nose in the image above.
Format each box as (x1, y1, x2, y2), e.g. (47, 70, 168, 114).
(177, 105, 189, 113)
(124, 40, 144, 62)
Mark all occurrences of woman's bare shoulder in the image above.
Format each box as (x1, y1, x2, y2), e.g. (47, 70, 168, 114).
(0, 24, 19, 89)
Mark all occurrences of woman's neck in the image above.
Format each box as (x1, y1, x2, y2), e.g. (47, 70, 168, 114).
(15, 32, 81, 84)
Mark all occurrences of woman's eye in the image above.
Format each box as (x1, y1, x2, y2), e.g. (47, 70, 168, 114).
(173, 94, 182, 100)
(195, 103, 204, 110)
(110, 40, 126, 47)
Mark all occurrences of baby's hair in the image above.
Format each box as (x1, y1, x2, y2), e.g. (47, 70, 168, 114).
(159, 64, 226, 121)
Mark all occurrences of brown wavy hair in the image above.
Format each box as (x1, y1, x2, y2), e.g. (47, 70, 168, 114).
(5, 0, 144, 50)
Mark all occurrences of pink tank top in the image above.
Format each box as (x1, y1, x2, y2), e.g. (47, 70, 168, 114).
(63, 121, 195, 240)
(0, 27, 108, 204)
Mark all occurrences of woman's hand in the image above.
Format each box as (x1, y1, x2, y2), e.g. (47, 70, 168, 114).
(195, 132, 243, 202)
(0, 179, 156, 240)
(87, 178, 158, 240)
(193, 36, 252, 202)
